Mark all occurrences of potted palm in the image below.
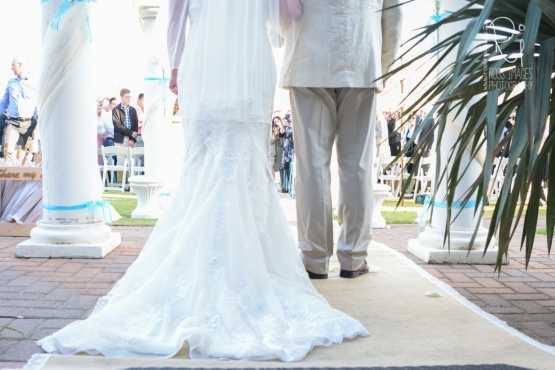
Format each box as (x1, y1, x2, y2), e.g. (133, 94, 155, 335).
(388, 0, 555, 269)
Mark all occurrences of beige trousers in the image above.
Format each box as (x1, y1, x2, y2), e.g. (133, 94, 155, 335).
(290, 87, 376, 274)
(3, 122, 23, 158)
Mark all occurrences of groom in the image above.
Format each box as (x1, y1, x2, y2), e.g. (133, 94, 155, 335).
(281, 0, 403, 279)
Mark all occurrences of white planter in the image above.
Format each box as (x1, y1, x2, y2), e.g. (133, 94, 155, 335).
(129, 176, 162, 219)
(372, 183, 391, 229)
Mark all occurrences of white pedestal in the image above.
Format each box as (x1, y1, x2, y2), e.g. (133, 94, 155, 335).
(129, 176, 162, 219)
(408, 225, 506, 265)
(372, 183, 391, 229)
(16, 221, 121, 258)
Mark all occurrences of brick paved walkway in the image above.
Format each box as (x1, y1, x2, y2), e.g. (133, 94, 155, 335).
(0, 224, 554, 368)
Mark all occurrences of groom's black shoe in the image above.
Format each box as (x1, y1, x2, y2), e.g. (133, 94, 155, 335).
(340, 262, 369, 279)
(306, 270, 328, 280)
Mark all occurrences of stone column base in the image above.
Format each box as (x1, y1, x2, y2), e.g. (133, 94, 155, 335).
(408, 238, 504, 264)
(129, 176, 162, 219)
(15, 221, 121, 258)
(407, 225, 507, 265)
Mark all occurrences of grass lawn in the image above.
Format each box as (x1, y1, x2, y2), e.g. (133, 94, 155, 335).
(106, 192, 420, 227)
(382, 211, 418, 224)
(103, 194, 156, 226)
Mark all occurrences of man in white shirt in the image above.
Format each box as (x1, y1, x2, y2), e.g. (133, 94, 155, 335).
(281, 0, 403, 279)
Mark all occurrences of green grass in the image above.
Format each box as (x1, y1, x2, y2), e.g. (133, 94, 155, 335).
(106, 192, 420, 227)
(382, 211, 418, 224)
(103, 194, 156, 227)
(483, 206, 546, 219)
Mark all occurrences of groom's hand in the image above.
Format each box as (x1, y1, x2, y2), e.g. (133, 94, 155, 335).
(170, 69, 179, 95)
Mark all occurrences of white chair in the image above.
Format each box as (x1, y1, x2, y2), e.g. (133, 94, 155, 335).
(378, 155, 403, 198)
(129, 146, 145, 177)
(412, 156, 434, 200)
(100, 145, 130, 192)
(487, 157, 508, 201)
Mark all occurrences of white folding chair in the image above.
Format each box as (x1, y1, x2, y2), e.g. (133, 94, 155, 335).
(413, 156, 434, 200)
(129, 146, 145, 177)
(101, 145, 130, 192)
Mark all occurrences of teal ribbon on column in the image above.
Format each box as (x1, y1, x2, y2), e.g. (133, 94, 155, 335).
(41, 0, 95, 32)
(43, 199, 112, 224)
(423, 198, 478, 209)
(431, 11, 451, 24)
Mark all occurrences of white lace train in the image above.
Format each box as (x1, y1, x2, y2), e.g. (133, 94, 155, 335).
(37, 120, 368, 361)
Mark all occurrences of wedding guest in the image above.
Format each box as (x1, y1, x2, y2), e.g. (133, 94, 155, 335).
(271, 117, 282, 181)
(387, 111, 402, 156)
(0, 58, 37, 159)
(97, 98, 106, 149)
(283, 120, 295, 197)
(0, 114, 5, 156)
(281, 120, 295, 195)
(500, 113, 515, 158)
(109, 97, 118, 111)
(112, 88, 139, 146)
(404, 115, 417, 174)
(99, 98, 114, 147)
(137, 93, 145, 135)
(418, 110, 434, 157)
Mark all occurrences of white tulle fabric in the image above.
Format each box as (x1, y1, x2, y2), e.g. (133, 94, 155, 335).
(37, 0, 368, 361)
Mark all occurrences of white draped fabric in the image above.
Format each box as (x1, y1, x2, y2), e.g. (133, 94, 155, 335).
(0, 181, 42, 224)
(39, 0, 105, 224)
(37, 0, 367, 361)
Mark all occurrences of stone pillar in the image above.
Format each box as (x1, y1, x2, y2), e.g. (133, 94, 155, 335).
(407, 0, 502, 264)
(16, 0, 121, 258)
(129, 8, 165, 219)
(372, 111, 393, 229)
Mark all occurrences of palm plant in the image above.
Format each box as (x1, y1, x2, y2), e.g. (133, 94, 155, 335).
(387, 0, 555, 269)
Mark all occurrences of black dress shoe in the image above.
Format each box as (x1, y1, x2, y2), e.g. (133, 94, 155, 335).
(306, 270, 328, 280)
(340, 263, 369, 279)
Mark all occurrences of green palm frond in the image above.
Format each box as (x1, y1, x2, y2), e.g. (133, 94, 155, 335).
(388, 0, 555, 269)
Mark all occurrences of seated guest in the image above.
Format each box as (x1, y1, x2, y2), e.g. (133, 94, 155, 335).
(112, 88, 138, 146)
(0, 58, 38, 159)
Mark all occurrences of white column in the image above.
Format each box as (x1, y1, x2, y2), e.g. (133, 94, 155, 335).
(16, 0, 121, 258)
(372, 102, 392, 229)
(129, 11, 165, 219)
(408, 0, 502, 264)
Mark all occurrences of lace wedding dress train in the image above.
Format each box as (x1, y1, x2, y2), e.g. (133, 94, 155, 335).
(37, 0, 368, 361)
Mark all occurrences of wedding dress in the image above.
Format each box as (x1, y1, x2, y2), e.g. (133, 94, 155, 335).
(37, 0, 368, 361)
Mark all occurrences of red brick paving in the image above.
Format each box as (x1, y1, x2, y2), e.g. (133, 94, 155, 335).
(0, 227, 150, 368)
(0, 224, 553, 368)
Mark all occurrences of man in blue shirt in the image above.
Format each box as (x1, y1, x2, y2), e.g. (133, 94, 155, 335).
(0, 58, 38, 158)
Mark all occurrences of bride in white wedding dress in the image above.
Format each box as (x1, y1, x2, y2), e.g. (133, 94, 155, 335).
(37, 0, 368, 361)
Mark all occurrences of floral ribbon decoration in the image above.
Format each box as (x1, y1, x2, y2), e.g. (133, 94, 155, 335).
(41, 0, 95, 32)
